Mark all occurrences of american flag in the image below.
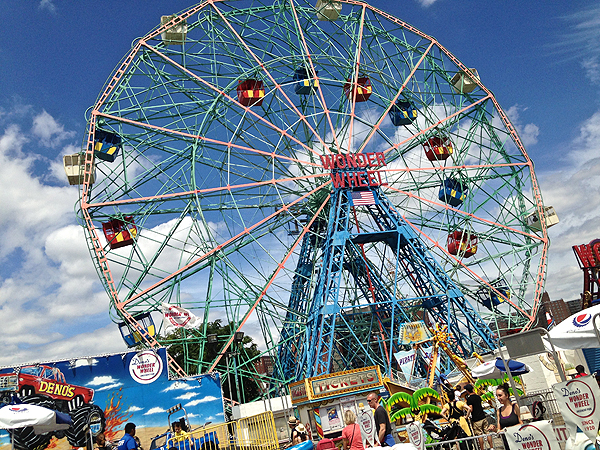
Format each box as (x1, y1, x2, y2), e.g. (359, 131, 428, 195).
(351, 190, 375, 205)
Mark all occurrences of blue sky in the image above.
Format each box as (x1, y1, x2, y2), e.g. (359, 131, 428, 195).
(0, 0, 599, 366)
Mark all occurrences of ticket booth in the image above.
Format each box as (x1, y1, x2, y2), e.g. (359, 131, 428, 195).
(289, 366, 385, 446)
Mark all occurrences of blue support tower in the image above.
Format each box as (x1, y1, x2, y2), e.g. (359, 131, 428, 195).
(278, 183, 496, 381)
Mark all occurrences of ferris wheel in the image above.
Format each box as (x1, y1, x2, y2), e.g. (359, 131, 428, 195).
(72, 0, 550, 395)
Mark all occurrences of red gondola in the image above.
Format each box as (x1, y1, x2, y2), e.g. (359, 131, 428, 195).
(237, 79, 265, 106)
(343, 77, 372, 102)
(447, 230, 477, 258)
(424, 136, 453, 161)
(102, 216, 137, 249)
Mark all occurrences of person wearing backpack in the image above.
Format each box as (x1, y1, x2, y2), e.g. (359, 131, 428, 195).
(441, 396, 472, 438)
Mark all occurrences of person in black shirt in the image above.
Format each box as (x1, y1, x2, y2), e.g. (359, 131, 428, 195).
(464, 384, 493, 450)
(367, 393, 395, 447)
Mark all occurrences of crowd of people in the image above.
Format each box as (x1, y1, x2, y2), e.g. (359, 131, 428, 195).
(97, 363, 590, 450)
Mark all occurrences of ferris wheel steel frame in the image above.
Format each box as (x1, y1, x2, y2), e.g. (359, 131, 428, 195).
(75, 0, 549, 386)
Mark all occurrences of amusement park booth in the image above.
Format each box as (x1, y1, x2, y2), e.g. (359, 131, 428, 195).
(289, 366, 395, 445)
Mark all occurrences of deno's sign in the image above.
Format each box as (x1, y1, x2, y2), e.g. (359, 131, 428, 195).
(553, 376, 600, 442)
(129, 350, 164, 384)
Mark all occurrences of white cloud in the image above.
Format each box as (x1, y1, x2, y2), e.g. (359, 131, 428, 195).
(96, 383, 124, 392)
(175, 392, 199, 400)
(69, 358, 98, 368)
(416, 0, 438, 6)
(506, 105, 540, 147)
(541, 110, 600, 301)
(0, 113, 125, 367)
(184, 396, 218, 407)
(128, 406, 143, 412)
(31, 110, 75, 147)
(87, 375, 118, 386)
(161, 381, 196, 392)
(144, 407, 166, 415)
(0, 323, 125, 368)
(559, 6, 600, 84)
(39, 0, 56, 13)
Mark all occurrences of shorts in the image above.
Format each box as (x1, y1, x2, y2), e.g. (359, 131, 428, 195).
(382, 434, 396, 447)
(471, 418, 488, 436)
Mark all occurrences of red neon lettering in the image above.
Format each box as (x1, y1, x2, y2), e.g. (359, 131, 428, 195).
(331, 173, 346, 188)
(346, 153, 358, 168)
(367, 171, 379, 186)
(357, 172, 368, 187)
(366, 153, 376, 166)
(574, 244, 597, 268)
(376, 171, 388, 186)
(356, 154, 368, 168)
(346, 172, 359, 187)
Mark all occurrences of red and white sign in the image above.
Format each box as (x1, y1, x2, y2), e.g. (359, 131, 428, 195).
(505, 421, 560, 450)
(553, 376, 600, 443)
(358, 406, 376, 447)
(129, 351, 163, 384)
(407, 421, 425, 450)
(161, 303, 202, 334)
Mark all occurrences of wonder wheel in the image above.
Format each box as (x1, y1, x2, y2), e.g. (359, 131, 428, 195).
(74, 0, 550, 398)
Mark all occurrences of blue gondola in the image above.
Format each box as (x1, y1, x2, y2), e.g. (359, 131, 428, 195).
(294, 67, 319, 95)
(389, 100, 417, 126)
(477, 278, 510, 310)
(118, 312, 156, 347)
(438, 178, 467, 207)
(94, 129, 122, 162)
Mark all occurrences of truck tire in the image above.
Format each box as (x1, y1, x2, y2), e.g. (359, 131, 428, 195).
(66, 404, 106, 448)
(21, 394, 54, 409)
(9, 394, 57, 450)
(10, 427, 52, 450)
(19, 385, 36, 398)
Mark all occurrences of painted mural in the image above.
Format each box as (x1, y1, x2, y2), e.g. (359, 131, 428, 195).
(0, 348, 224, 449)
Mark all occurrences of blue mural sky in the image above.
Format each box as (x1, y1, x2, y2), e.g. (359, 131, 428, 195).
(0, 349, 224, 446)
(0, 0, 599, 366)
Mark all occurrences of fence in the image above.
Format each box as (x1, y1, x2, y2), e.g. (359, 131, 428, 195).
(518, 388, 563, 424)
(154, 411, 279, 450)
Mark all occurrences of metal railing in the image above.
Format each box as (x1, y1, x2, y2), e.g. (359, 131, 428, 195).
(518, 388, 563, 424)
(159, 411, 279, 450)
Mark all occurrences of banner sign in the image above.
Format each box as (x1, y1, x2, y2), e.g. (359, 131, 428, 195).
(161, 302, 202, 334)
(358, 406, 376, 447)
(552, 375, 600, 442)
(0, 348, 223, 449)
(504, 420, 561, 450)
(407, 421, 425, 450)
(290, 380, 309, 404)
(398, 321, 431, 345)
(309, 366, 382, 400)
(394, 350, 415, 380)
(393, 347, 437, 381)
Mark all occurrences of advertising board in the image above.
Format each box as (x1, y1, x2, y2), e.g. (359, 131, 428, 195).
(0, 348, 223, 450)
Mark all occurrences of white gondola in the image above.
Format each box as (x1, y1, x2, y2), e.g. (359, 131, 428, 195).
(525, 206, 559, 231)
(450, 68, 480, 94)
(160, 15, 188, 45)
(315, 0, 342, 21)
(63, 154, 95, 186)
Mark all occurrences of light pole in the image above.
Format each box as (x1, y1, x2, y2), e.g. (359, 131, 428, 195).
(233, 332, 244, 404)
(207, 333, 234, 409)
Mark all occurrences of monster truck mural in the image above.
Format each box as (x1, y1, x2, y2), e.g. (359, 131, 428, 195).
(0, 365, 105, 449)
(0, 349, 224, 450)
